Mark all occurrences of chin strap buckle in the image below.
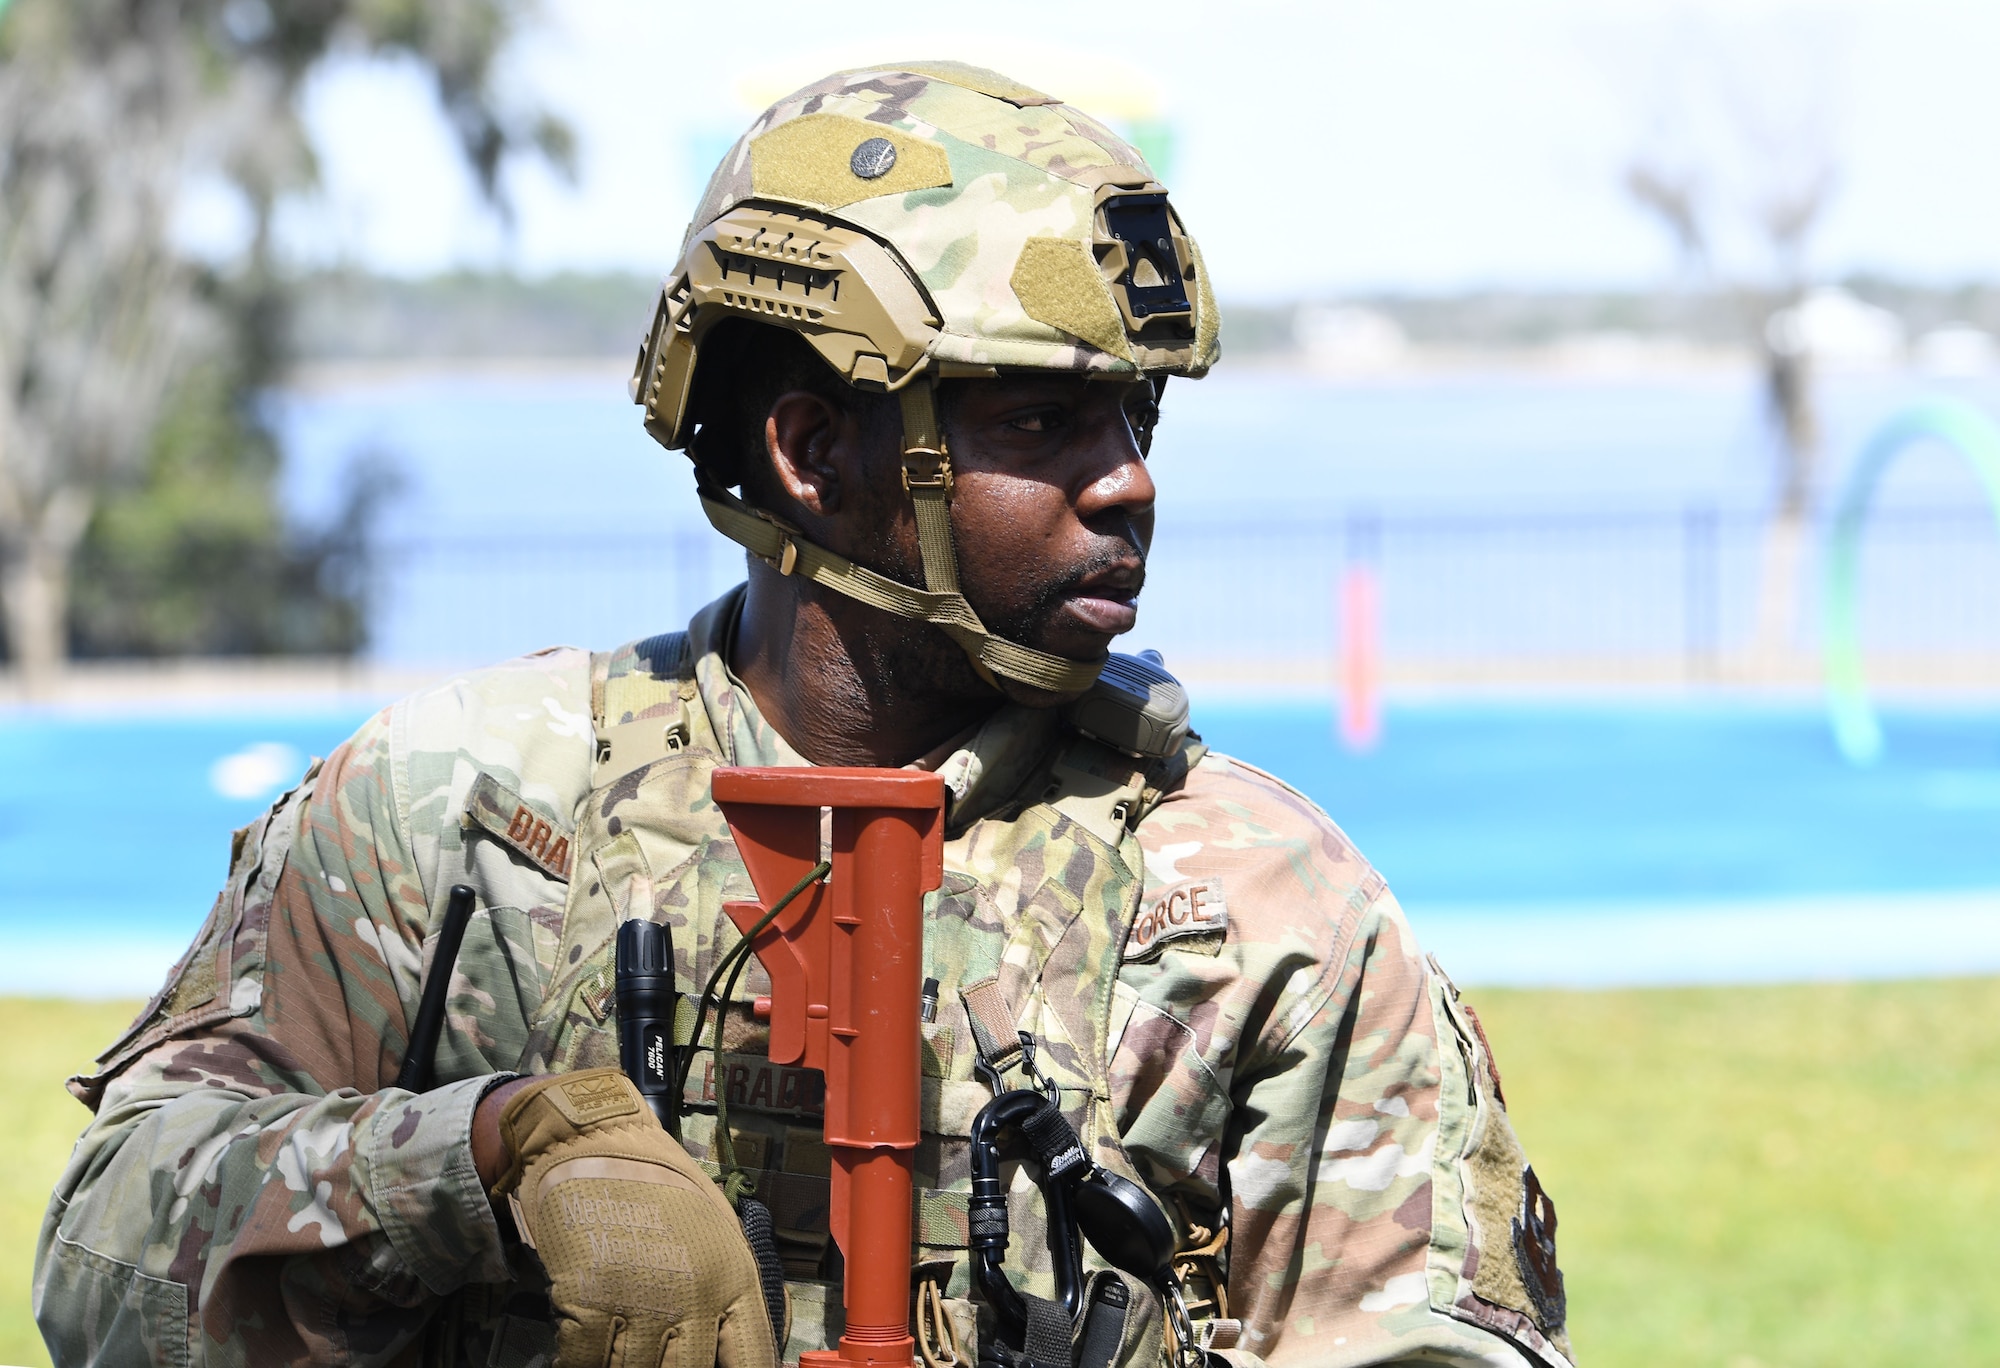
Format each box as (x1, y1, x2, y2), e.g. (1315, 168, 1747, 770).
(898, 382, 954, 499)
(747, 506, 804, 576)
(901, 445, 954, 497)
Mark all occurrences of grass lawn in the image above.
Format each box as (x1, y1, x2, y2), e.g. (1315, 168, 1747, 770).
(2, 998, 146, 1368)
(1475, 976, 2000, 1366)
(3, 979, 1996, 1367)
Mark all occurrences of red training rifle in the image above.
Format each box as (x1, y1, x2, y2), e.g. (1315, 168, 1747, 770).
(711, 766, 945, 1368)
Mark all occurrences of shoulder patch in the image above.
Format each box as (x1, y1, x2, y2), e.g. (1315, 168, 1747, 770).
(462, 772, 574, 881)
(1431, 963, 1574, 1365)
(1124, 876, 1227, 961)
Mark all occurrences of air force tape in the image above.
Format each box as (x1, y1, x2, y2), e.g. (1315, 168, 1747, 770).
(1124, 877, 1228, 962)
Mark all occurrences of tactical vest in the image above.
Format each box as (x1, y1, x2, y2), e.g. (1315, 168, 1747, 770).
(489, 632, 1202, 1368)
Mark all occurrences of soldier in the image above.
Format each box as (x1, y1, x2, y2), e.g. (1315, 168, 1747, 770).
(35, 62, 1573, 1368)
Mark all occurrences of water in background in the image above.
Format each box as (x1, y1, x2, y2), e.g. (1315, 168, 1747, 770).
(274, 367, 2000, 667)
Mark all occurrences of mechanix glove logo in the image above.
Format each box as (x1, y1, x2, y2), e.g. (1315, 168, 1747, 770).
(554, 1072, 640, 1125)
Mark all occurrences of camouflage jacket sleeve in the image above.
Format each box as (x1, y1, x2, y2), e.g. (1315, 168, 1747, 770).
(34, 650, 595, 1367)
(1119, 753, 1573, 1368)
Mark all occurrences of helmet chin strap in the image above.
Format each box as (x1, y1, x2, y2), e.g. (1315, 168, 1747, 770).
(694, 381, 1106, 696)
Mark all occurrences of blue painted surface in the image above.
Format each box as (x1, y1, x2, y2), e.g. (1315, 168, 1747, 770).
(3, 702, 1997, 957)
(1197, 702, 2000, 906)
(0, 710, 376, 953)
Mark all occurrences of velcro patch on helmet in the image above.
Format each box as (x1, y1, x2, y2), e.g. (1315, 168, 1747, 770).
(1011, 237, 1134, 361)
(1190, 240, 1220, 368)
(751, 114, 952, 211)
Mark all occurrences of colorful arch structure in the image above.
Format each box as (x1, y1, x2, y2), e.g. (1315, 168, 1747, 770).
(1825, 398, 2000, 765)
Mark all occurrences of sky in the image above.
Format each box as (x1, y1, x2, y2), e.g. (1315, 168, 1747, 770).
(239, 0, 2000, 301)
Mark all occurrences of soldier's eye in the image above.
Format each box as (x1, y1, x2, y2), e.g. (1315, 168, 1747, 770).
(1127, 403, 1160, 453)
(1007, 408, 1064, 434)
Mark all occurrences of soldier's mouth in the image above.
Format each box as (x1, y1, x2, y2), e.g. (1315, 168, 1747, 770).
(1062, 592, 1139, 636)
(1060, 560, 1144, 637)
(1006, 551, 1143, 652)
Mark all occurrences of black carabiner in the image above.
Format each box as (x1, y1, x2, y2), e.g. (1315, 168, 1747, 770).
(968, 1090, 1088, 1346)
(968, 1086, 1186, 1358)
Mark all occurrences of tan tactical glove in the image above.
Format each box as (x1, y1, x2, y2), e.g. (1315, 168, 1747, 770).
(492, 1069, 777, 1368)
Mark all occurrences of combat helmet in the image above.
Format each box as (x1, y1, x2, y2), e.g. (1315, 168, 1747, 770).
(631, 60, 1220, 693)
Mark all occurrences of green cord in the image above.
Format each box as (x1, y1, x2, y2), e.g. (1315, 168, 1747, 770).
(684, 859, 831, 1198)
(679, 859, 830, 1094)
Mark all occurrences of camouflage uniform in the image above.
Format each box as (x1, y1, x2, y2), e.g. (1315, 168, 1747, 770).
(36, 590, 1573, 1368)
(38, 57, 1572, 1368)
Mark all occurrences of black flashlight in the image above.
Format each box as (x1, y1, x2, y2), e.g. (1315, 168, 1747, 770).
(615, 917, 679, 1137)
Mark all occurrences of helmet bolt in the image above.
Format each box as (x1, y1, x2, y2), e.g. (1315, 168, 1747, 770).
(850, 137, 898, 180)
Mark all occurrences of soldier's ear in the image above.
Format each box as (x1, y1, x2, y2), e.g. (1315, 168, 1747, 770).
(765, 390, 846, 516)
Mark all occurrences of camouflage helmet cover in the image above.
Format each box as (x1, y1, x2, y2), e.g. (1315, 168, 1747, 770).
(633, 60, 1221, 448)
(630, 61, 1220, 696)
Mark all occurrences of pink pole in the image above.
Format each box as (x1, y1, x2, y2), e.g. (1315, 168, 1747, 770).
(1340, 563, 1382, 751)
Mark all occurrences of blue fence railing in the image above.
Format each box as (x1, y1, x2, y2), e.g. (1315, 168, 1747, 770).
(361, 505, 2000, 677)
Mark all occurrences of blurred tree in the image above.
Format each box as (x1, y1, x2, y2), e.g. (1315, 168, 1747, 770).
(67, 360, 395, 657)
(0, 0, 571, 692)
(1614, 14, 1844, 667)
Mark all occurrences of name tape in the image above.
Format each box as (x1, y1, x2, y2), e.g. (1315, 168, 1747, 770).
(462, 772, 574, 880)
(685, 1056, 827, 1117)
(1125, 877, 1228, 961)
